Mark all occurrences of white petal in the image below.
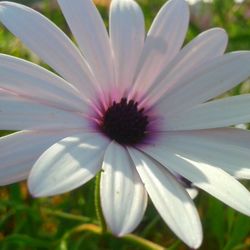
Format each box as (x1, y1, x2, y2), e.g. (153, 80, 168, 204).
(57, 0, 114, 96)
(155, 52, 250, 118)
(186, 188, 199, 200)
(0, 130, 72, 185)
(130, 0, 189, 99)
(149, 129, 250, 179)
(128, 148, 202, 249)
(110, 0, 145, 96)
(0, 54, 89, 113)
(0, 2, 97, 98)
(141, 143, 250, 216)
(0, 93, 88, 130)
(101, 142, 147, 236)
(28, 133, 109, 197)
(141, 28, 228, 104)
(163, 94, 250, 130)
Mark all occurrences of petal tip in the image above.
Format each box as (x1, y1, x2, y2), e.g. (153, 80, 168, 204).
(109, 227, 129, 238)
(186, 230, 203, 249)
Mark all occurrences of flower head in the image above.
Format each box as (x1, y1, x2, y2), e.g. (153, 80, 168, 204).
(0, 0, 250, 248)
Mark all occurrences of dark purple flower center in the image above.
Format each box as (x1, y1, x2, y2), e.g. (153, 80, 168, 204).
(101, 98, 149, 145)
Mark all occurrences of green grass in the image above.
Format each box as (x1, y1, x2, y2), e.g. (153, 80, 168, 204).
(0, 0, 250, 249)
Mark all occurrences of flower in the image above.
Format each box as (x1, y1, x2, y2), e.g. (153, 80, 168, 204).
(0, 0, 250, 248)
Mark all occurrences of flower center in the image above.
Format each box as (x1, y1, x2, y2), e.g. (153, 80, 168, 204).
(100, 98, 149, 145)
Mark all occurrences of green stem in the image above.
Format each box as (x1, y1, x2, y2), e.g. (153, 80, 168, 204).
(124, 233, 166, 250)
(41, 208, 93, 223)
(94, 172, 107, 233)
(62, 224, 166, 250)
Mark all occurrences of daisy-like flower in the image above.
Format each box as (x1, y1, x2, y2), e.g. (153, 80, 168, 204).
(0, 0, 250, 248)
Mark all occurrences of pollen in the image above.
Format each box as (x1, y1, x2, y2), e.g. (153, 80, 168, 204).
(101, 98, 149, 145)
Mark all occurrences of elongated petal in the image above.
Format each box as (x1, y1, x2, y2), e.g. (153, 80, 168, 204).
(155, 52, 250, 117)
(141, 144, 250, 216)
(141, 28, 228, 104)
(163, 94, 250, 130)
(110, 0, 144, 96)
(28, 133, 109, 197)
(128, 148, 202, 249)
(0, 54, 89, 113)
(130, 0, 189, 98)
(57, 0, 114, 95)
(147, 129, 250, 179)
(101, 142, 147, 236)
(0, 130, 73, 185)
(186, 188, 199, 200)
(0, 2, 96, 98)
(0, 94, 88, 130)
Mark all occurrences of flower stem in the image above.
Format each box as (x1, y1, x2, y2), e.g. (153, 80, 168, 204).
(41, 208, 94, 223)
(62, 224, 166, 250)
(94, 171, 107, 233)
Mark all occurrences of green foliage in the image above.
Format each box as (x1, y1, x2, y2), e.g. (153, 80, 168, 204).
(0, 0, 250, 249)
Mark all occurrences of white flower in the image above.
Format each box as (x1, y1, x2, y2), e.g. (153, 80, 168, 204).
(0, 0, 250, 248)
(186, 0, 212, 5)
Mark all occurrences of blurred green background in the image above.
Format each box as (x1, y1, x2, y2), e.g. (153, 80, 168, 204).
(0, 0, 250, 249)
